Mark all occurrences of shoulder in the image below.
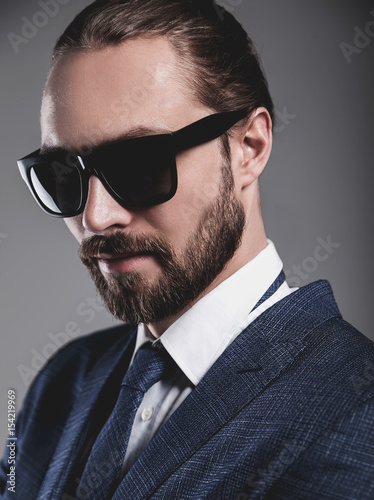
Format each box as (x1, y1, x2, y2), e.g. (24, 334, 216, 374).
(280, 280, 374, 402)
(236, 279, 374, 428)
(17, 323, 136, 429)
(231, 282, 374, 497)
(273, 279, 373, 360)
(286, 280, 374, 387)
(277, 282, 374, 437)
(35, 322, 136, 381)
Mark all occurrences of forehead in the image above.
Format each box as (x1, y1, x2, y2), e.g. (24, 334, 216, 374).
(41, 37, 200, 150)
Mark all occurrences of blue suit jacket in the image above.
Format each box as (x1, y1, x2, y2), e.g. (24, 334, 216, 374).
(1, 280, 374, 499)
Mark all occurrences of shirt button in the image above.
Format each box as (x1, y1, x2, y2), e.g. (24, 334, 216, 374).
(141, 407, 154, 422)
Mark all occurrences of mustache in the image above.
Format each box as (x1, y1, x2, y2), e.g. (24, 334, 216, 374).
(79, 231, 174, 266)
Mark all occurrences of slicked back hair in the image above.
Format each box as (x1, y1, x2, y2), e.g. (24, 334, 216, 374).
(52, 0, 274, 124)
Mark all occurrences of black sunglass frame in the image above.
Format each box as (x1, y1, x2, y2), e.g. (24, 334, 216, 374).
(18, 108, 248, 218)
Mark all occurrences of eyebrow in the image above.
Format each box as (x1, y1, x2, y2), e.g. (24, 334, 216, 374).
(40, 125, 173, 155)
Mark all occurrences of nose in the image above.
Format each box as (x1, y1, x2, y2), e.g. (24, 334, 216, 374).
(82, 176, 134, 234)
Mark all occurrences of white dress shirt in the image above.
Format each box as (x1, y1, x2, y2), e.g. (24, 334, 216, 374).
(121, 240, 297, 475)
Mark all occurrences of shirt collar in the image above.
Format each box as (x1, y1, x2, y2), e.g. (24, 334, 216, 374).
(137, 239, 284, 385)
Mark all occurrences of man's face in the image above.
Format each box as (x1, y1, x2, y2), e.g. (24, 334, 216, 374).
(41, 38, 246, 328)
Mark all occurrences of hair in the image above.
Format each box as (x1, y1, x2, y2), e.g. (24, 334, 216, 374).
(52, 0, 274, 125)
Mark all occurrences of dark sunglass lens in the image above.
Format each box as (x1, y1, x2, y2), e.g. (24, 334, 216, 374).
(30, 159, 82, 215)
(100, 136, 175, 206)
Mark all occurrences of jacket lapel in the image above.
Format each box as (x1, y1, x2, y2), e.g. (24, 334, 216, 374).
(114, 280, 341, 499)
(37, 326, 137, 500)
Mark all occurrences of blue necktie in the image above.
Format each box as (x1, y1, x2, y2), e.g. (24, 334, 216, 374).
(76, 341, 172, 500)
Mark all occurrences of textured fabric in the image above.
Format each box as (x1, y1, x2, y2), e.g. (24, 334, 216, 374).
(122, 269, 288, 475)
(76, 342, 172, 499)
(1, 280, 374, 499)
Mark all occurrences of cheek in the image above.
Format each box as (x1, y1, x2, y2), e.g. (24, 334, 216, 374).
(172, 143, 222, 218)
(142, 146, 222, 255)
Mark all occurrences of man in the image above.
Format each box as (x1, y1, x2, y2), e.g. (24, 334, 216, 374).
(1, 0, 374, 498)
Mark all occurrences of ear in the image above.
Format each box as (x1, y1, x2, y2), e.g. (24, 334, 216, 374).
(235, 107, 272, 189)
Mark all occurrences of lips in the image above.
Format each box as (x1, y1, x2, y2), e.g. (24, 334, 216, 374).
(97, 252, 149, 261)
(96, 251, 156, 274)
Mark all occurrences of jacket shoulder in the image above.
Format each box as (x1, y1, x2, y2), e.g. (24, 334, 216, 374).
(39, 322, 135, 377)
(16, 323, 136, 432)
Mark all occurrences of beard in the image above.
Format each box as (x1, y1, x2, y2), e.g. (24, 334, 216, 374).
(79, 159, 246, 325)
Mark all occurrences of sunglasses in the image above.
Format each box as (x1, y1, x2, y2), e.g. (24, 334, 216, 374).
(18, 109, 248, 218)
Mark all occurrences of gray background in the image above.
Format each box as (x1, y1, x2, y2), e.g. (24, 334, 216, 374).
(1, 0, 373, 448)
